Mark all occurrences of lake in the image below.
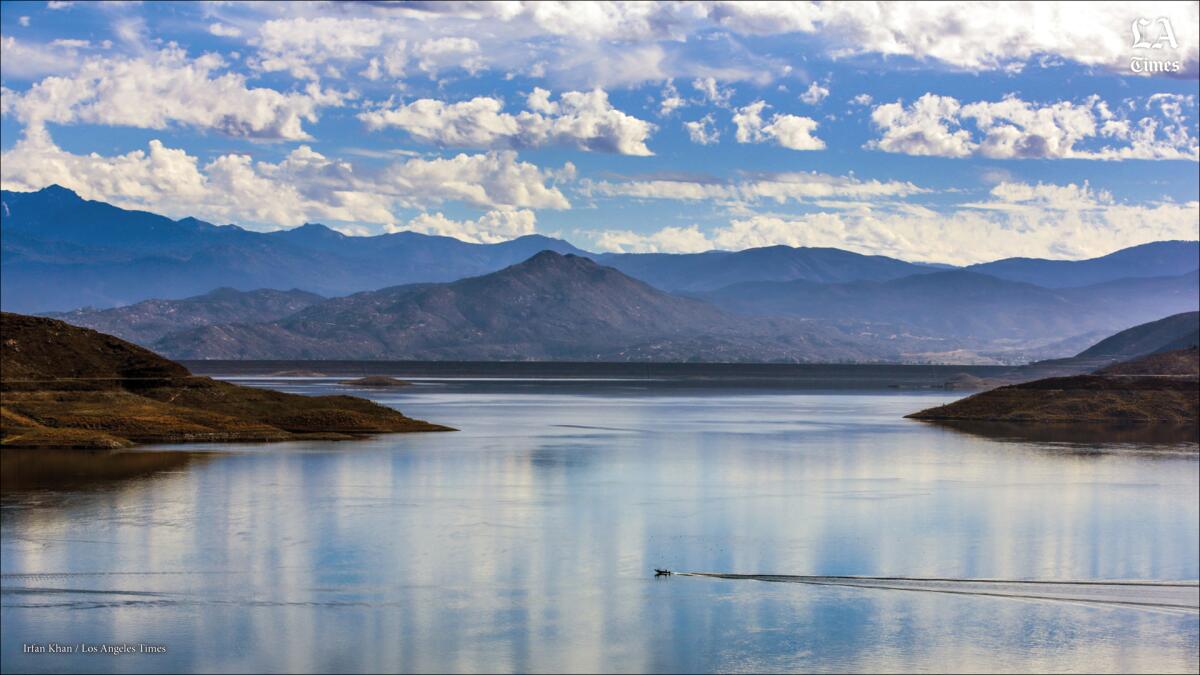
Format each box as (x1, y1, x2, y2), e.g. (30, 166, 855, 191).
(2, 366, 1198, 673)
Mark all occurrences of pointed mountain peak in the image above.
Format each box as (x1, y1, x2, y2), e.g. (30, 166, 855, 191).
(36, 184, 83, 201)
(517, 250, 597, 270)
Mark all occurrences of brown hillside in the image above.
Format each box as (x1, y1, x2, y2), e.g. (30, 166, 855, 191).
(1, 313, 449, 449)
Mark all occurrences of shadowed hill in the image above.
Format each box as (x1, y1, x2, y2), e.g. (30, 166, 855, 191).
(1, 313, 449, 448)
(1097, 347, 1200, 376)
(1076, 311, 1200, 360)
(907, 344, 1199, 424)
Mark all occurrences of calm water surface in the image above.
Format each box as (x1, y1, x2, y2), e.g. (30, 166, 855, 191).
(2, 372, 1198, 673)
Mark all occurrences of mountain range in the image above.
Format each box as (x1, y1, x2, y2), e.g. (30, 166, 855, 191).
(5, 185, 1197, 312)
(699, 269, 1199, 342)
(4, 185, 1199, 363)
(151, 252, 883, 362)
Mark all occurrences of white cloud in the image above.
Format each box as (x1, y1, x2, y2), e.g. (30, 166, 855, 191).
(46, 1, 73, 8)
(18, 16, 30, 27)
(0, 35, 86, 78)
(869, 93, 1200, 160)
(733, 100, 826, 151)
(218, 2, 1199, 94)
(1, 47, 347, 140)
(659, 79, 685, 116)
(684, 114, 720, 145)
(208, 23, 242, 38)
(1, 130, 571, 230)
(800, 81, 829, 105)
(382, 150, 572, 210)
(391, 209, 538, 244)
(358, 89, 655, 156)
(851, 93, 873, 106)
(414, 36, 484, 76)
(253, 16, 397, 80)
(0, 128, 392, 227)
(810, 1, 1199, 76)
(586, 172, 927, 204)
(868, 94, 976, 157)
(589, 187, 1200, 264)
(692, 76, 734, 108)
(594, 224, 713, 254)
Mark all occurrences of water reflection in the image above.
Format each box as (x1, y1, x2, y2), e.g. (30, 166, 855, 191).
(919, 419, 1200, 451)
(1, 448, 209, 493)
(2, 387, 1197, 673)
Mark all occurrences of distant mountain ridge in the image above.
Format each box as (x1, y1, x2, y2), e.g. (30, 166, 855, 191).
(966, 241, 1200, 288)
(699, 269, 1200, 344)
(45, 288, 325, 345)
(6, 186, 1196, 314)
(1, 186, 585, 312)
(1076, 311, 1200, 360)
(152, 252, 886, 362)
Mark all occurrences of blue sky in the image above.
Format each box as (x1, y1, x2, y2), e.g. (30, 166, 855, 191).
(1, 0, 1198, 263)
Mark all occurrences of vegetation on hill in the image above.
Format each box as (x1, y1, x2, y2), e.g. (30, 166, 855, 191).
(0, 313, 450, 449)
(907, 344, 1199, 425)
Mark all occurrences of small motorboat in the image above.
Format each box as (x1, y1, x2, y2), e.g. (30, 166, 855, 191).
(654, 568, 672, 577)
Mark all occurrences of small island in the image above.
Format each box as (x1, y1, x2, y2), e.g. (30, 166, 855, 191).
(339, 376, 413, 388)
(908, 347, 1199, 424)
(1, 313, 451, 449)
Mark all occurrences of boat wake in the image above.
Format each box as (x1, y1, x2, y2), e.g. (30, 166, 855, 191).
(677, 574, 1200, 613)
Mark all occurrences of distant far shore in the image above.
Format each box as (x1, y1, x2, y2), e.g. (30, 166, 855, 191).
(184, 359, 1075, 392)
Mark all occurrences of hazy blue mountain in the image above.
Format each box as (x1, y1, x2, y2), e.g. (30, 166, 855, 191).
(45, 288, 325, 345)
(965, 241, 1200, 288)
(6, 186, 1198, 333)
(1, 186, 585, 312)
(700, 269, 1200, 343)
(594, 246, 930, 292)
(1075, 311, 1200, 359)
(153, 252, 886, 362)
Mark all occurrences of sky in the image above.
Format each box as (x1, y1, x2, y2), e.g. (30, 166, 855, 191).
(0, 1, 1198, 264)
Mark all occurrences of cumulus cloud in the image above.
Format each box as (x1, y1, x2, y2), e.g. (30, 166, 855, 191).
(382, 150, 572, 210)
(1, 129, 571, 230)
(684, 114, 720, 145)
(810, 1, 1199, 76)
(659, 79, 685, 116)
(733, 100, 826, 151)
(0, 127, 392, 227)
(414, 36, 485, 76)
(253, 16, 398, 80)
(1, 47, 347, 140)
(219, 2, 1199, 92)
(594, 224, 714, 254)
(208, 23, 242, 38)
(692, 76, 734, 108)
(870, 93, 1200, 160)
(391, 209, 538, 244)
(358, 88, 655, 155)
(589, 184, 1200, 263)
(799, 81, 829, 105)
(868, 94, 976, 157)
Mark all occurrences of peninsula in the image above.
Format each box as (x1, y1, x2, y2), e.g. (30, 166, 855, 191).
(0, 312, 450, 449)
